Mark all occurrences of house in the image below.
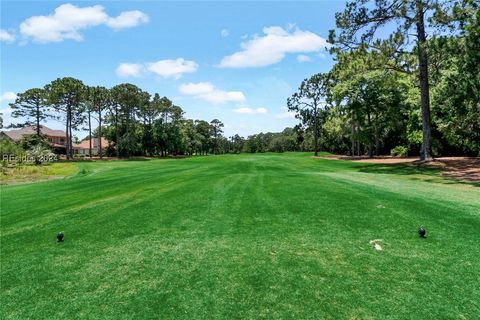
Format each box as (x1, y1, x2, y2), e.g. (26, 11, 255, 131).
(1, 125, 111, 156)
(1, 125, 67, 153)
(0, 131, 14, 142)
(73, 137, 110, 156)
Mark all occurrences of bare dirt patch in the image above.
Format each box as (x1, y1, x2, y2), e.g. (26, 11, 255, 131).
(427, 157, 480, 182)
(315, 156, 480, 182)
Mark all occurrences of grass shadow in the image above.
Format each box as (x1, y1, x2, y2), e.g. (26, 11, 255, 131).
(357, 163, 440, 176)
(356, 162, 480, 187)
(125, 157, 152, 161)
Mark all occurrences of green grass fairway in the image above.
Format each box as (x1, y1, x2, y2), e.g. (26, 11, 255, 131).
(1, 153, 479, 319)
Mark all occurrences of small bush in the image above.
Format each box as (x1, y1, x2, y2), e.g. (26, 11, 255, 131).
(20, 134, 50, 150)
(0, 140, 26, 164)
(391, 146, 408, 157)
(27, 145, 56, 165)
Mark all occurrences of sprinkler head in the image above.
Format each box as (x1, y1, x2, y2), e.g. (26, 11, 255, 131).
(418, 227, 426, 238)
(56, 231, 64, 242)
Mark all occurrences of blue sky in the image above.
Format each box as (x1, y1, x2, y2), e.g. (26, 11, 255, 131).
(1, 1, 345, 138)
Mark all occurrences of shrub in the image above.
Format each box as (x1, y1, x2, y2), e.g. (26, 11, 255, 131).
(20, 134, 50, 150)
(26, 145, 56, 165)
(0, 140, 26, 164)
(390, 146, 408, 157)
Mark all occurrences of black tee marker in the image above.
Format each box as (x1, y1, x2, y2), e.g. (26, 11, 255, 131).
(418, 227, 426, 238)
(56, 232, 64, 242)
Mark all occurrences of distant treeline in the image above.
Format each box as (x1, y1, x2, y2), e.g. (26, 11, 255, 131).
(2, 78, 309, 158)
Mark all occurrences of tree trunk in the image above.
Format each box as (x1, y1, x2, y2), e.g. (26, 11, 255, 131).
(416, 0, 432, 161)
(356, 135, 361, 157)
(69, 114, 73, 160)
(125, 110, 130, 158)
(66, 107, 71, 160)
(88, 111, 92, 159)
(65, 121, 70, 160)
(99, 109, 103, 159)
(351, 122, 355, 156)
(374, 115, 380, 156)
(115, 108, 119, 157)
(36, 103, 41, 138)
(367, 110, 373, 158)
(313, 109, 319, 157)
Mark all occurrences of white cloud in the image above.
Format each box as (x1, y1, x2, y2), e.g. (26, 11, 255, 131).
(0, 29, 15, 43)
(221, 29, 229, 38)
(275, 112, 296, 119)
(178, 82, 215, 95)
(147, 58, 198, 79)
(115, 58, 198, 79)
(0, 93, 18, 126)
(0, 106, 13, 116)
(178, 82, 246, 104)
(297, 54, 312, 62)
(106, 10, 149, 30)
(219, 25, 329, 68)
(0, 92, 18, 102)
(233, 107, 267, 114)
(116, 63, 144, 77)
(19, 3, 148, 43)
(200, 91, 245, 104)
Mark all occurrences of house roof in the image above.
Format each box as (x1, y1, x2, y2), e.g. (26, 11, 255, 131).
(0, 132, 15, 142)
(51, 143, 67, 148)
(73, 137, 110, 149)
(1, 125, 66, 141)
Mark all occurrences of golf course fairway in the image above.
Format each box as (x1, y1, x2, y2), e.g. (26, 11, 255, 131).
(1, 153, 479, 319)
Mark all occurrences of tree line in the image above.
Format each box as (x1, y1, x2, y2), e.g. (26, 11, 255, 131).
(287, 0, 479, 158)
(4, 77, 314, 158)
(5, 78, 242, 159)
